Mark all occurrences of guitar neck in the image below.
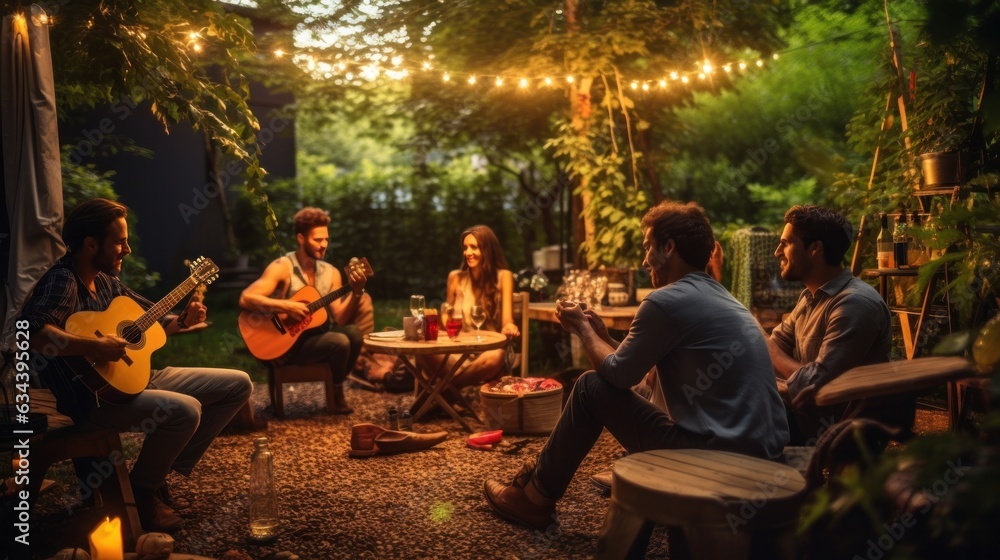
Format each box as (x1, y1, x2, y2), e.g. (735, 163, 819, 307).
(135, 276, 200, 331)
(307, 285, 353, 314)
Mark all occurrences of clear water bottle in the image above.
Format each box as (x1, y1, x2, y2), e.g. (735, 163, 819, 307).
(249, 436, 278, 541)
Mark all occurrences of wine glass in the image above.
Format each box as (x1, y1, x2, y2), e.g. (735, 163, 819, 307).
(446, 307, 464, 340)
(410, 295, 425, 318)
(470, 305, 487, 341)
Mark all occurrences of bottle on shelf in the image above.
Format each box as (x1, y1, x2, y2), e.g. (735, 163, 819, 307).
(877, 213, 894, 269)
(908, 212, 927, 266)
(249, 436, 278, 541)
(893, 212, 909, 269)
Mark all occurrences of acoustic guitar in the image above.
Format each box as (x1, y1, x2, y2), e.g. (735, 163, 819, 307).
(64, 256, 219, 403)
(238, 257, 374, 361)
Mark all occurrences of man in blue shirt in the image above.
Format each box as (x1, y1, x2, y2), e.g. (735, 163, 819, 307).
(484, 201, 789, 531)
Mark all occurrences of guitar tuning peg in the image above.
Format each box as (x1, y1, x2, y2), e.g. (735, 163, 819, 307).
(184, 259, 192, 267)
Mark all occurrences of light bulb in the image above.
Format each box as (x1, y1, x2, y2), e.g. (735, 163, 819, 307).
(468, 75, 477, 84)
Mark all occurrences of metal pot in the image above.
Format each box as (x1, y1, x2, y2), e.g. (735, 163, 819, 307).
(920, 151, 963, 187)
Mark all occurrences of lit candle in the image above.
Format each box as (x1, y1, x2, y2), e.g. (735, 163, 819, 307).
(89, 517, 123, 560)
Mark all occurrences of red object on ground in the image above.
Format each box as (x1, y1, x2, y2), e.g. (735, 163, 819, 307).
(467, 430, 503, 447)
(466, 441, 494, 451)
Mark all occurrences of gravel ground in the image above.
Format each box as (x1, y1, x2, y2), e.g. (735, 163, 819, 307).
(28, 382, 949, 560)
(30, 381, 671, 559)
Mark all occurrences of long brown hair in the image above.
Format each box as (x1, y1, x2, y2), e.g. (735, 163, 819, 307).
(460, 225, 508, 324)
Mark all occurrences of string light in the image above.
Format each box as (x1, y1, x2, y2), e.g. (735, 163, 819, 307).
(21, 16, 788, 94)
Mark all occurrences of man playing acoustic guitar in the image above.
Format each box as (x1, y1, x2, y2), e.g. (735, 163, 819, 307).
(18, 199, 253, 533)
(239, 207, 371, 414)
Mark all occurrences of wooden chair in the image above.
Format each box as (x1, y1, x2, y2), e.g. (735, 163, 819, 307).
(948, 377, 991, 433)
(26, 390, 143, 547)
(597, 449, 807, 560)
(268, 362, 335, 418)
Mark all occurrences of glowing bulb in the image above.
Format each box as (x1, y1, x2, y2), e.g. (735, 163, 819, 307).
(274, 49, 285, 58)
(698, 73, 705, 80)
(468, 75, 477, 84)
(495, 77, 503, 86)
(346, 72, 354, 81)
(519, 78, 528, 88)
(772, 53, 779, 60)
(544, 77, 552, 86)
(658, 79, 667, 88)
(188, 32, 200, 41)
(443, 73, 451, 82)
(192, 43, 202, 52)
(756, 59, 763, 67)
(739, 61, 747, 70)
(630, 81, 638, 90)
(702, 62, 712, 73)
(641, 82, 649, 91)
(422, 61, 432, 70)
(566, 76, 574, 83)
(723, 65, 732, 73)
(670, 71, 678, 80)
(681, 75, 689, 83)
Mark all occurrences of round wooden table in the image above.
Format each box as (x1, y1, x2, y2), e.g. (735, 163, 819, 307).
(363, 330, 507, 431)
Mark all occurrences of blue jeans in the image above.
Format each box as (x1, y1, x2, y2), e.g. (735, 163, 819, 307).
(533, 370, 715, 500)
(83, 366, 252, 489)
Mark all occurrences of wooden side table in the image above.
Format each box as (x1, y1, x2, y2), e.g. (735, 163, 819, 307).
(363, 331, 507, 431)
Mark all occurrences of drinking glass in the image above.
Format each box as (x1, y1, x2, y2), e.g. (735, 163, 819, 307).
(410, 295, 425, 318)
(445, 310, 463, 340)
(470, 305, 487, 341)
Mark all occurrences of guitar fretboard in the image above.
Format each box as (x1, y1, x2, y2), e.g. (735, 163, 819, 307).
(306, 285, 353, 314)
(135, 276, 200, 331)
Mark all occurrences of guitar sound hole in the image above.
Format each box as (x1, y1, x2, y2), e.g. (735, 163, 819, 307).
(120, 323, 143, 345)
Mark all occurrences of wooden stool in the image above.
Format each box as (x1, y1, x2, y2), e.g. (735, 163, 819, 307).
(29, 427, 144, 547)
(269, 362, 335, 418)
(597, 449, 806, 560)
(948, 377, 991, 433)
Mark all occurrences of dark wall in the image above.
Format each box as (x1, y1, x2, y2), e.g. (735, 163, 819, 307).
(63, 85, 295, 294)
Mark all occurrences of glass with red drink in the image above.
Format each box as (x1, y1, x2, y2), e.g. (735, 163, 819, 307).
(445, 316, 463, 340)
(423, 311, 440, 341)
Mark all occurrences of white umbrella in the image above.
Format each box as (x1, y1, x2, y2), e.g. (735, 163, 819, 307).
(1, 4, 65, 349)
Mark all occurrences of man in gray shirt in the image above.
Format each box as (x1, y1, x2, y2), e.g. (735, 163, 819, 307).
(766, 205, 913, 444)
(484, 201, 789, 531)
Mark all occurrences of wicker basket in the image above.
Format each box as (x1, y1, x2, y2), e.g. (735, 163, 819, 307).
(479, 386, 563, 435)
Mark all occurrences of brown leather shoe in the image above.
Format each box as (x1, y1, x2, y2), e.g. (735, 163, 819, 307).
(157, 481, 191, 512)
(590, 471, 613, 495)
(483, 462, 557, 531)
(348, 423, 449, 457)
(133, 484, 183, 533)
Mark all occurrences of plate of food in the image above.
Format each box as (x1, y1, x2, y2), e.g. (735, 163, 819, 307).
(368, 330, 406, 340)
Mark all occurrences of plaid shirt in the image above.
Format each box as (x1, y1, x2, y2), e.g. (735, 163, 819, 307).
(19, 256, 166, 422)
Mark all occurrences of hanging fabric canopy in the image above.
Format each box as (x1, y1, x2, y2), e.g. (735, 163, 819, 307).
(1, 4, 65, 349)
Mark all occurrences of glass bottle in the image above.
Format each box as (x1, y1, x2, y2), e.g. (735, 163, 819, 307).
(893, 213, 909, 269)
(877, 213, 894, 269)
(908, 212, 926, 266)
(387, 406, 399, 430)
(249, 437, 278, 541)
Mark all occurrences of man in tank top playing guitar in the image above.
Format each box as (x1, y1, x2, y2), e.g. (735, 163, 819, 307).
(18, 199, 253, 534)
(239, 207, 371, 414)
